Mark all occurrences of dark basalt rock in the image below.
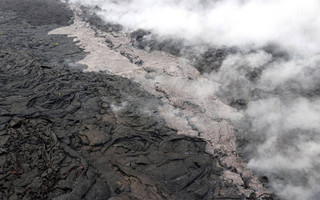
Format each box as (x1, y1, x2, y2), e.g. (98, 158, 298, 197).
(230, 98, 247, 110)
(129, 29, 184, 56)
(0, 48, 240, 199)
(0, 6, 85, 67)
(80, 8, 123, 33)
(0, 3, 245, 199)
(192, 48, 230, 74)
(0, 0, 73, 26)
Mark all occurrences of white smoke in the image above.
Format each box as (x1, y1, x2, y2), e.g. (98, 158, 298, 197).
(69, 0, 320, 55)
(66, 0, 320, 199)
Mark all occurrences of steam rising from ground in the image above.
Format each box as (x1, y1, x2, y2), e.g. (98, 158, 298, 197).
(67, 0, 320, 199)
(69, 0, 320, 54)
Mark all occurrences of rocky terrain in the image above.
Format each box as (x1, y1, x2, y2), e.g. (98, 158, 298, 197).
(0, 0, 278, 199)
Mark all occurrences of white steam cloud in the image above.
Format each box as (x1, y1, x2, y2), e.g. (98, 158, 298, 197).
(66, 0, 320, 199)
(69, 0, 320, 54)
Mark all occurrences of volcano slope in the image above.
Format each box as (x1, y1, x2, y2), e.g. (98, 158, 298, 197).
(0, 0, 277, 199)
